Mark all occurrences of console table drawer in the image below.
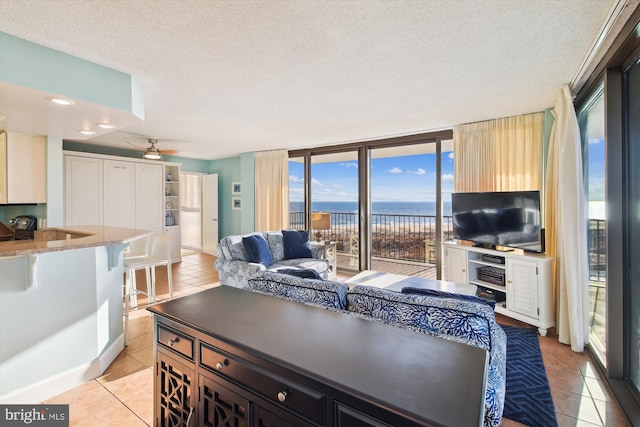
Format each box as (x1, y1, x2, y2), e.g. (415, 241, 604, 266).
(201, 343, 324, 424)
(157, 324, 194, 360)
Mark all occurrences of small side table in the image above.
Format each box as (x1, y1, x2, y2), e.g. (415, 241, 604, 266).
(311, 241, 337, 280)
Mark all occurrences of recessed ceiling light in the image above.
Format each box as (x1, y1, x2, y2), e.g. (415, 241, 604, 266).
(97, 123, 116, 129)
(79, 130, 96, 136)
(47, 97, 75, 106)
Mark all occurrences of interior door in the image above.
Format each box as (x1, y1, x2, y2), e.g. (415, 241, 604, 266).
(202, 174, 219, 256)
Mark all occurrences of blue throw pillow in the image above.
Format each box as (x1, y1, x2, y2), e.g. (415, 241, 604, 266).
(242, 234, 273, 266)
(282, 230, 312, 259)
(400, 286, 496, 310)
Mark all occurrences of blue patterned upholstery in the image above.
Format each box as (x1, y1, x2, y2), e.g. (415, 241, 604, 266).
(215, 231, 328, 288)
(347, 285, 506, 427)
(247, 271, 348, 311)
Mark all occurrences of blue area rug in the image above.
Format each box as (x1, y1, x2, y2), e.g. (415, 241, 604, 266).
(502, 325, 558, 427)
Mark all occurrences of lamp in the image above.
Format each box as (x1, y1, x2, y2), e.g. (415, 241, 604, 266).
(311, 212, 331, 242)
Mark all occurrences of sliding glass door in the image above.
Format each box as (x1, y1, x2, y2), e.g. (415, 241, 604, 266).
(289, 151, 362, 271)
(625, 56, 639, 403)
(578, 85, 607, 363)
(368, 144, 439, 277)
(289, 131, 453, 278)
(310, 152, 360, 270)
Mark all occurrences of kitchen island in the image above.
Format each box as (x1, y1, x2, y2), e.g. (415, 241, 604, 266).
(0, 225, 151, 403)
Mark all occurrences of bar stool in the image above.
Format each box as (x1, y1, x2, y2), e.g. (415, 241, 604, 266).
(124, 234, 173, 345)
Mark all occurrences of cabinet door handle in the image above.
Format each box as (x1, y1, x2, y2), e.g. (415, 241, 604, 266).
(462, 269, 466, 272)
(216, 361, 226, 370)
(168, 337, 179, 346)
(277, 390, 288, 402)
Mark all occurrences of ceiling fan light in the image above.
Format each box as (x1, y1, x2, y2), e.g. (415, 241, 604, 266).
(144, 150, 162, 160)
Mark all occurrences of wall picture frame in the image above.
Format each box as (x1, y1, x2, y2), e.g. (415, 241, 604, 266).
(232, 197, 242, 210)
(232, 182, 242, 194)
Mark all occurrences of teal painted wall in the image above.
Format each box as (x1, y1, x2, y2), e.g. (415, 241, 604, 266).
(209, 153, 256, 238)
(0, 32, 143, 118)
(162, 154, 209, 173)
(210, 156, 242, 238)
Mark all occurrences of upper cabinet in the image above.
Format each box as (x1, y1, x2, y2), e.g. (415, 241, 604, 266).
(0, 131, 47, 204)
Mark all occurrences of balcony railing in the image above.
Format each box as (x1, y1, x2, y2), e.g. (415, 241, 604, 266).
(290, 211, 453, 263)
(588, 218, 606, 282)
(291, 212, 607, 279)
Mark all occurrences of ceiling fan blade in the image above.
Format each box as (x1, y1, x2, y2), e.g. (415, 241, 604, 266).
(161, 149, 180, 154)
(125, 141, 146, 150)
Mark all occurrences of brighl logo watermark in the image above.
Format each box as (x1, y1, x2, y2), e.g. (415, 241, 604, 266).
(1, 405, 68, 426)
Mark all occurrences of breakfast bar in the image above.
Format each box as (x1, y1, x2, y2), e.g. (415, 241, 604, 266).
(0, 226, 151, 403)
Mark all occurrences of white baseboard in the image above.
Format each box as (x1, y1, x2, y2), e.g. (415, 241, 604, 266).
(0, 333, 125, 404)
(98, 334, 125, 375)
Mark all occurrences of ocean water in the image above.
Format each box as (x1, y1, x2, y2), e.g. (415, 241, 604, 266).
(291, 200, 606, 221)
(290, 201, 452, 217)
(589, 201, 605, 220)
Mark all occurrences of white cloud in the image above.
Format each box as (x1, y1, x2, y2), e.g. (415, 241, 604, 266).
(332, 184, 344, 189)
(448, 152, 454, 160)
(588, 137, 604, 145)
(409, 168, 426, 175)
(442, 173, 454, 181)
(341, 162, 358, 168)
(311, 178, 324, 187)
(388, 167, 403, 174)
(289, 175, 304, 184)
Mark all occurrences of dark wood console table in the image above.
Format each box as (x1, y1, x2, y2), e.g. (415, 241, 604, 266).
(148, 285, 488, 427)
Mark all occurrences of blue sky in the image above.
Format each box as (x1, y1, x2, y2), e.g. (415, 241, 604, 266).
(587, 136, 605, 201)
(289, 151, 455, 203)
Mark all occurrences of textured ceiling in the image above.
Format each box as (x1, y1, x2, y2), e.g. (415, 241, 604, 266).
(0, 0, 620, 159)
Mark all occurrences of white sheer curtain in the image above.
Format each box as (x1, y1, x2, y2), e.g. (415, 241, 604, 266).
(454, 113, 544, 192)
(546, 85, 590, 352)
(254, 150, 289, 232)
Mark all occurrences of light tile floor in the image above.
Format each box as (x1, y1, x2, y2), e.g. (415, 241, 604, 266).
(44, 253, 630, 426)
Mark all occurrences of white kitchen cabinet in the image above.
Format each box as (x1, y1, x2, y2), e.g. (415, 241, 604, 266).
(104, 160, 135, 228)
(0, 131, 47, 204)
(443, 241, 554, 335)
(135, 163, 163, 236)
(65, 155, 103, 226)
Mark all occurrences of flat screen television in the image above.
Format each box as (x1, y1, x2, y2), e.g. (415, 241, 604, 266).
(451, 190, 543, 253)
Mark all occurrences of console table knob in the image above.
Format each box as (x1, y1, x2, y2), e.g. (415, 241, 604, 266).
(277, 391, 287, 402)
(168, 338, 179, 346)
(216, 362, 224, 370)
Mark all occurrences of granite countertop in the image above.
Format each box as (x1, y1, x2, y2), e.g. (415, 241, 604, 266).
(0, 225, 152, 257)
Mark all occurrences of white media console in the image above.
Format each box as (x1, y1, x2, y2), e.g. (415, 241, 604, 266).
(443, 241, 555, 335)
